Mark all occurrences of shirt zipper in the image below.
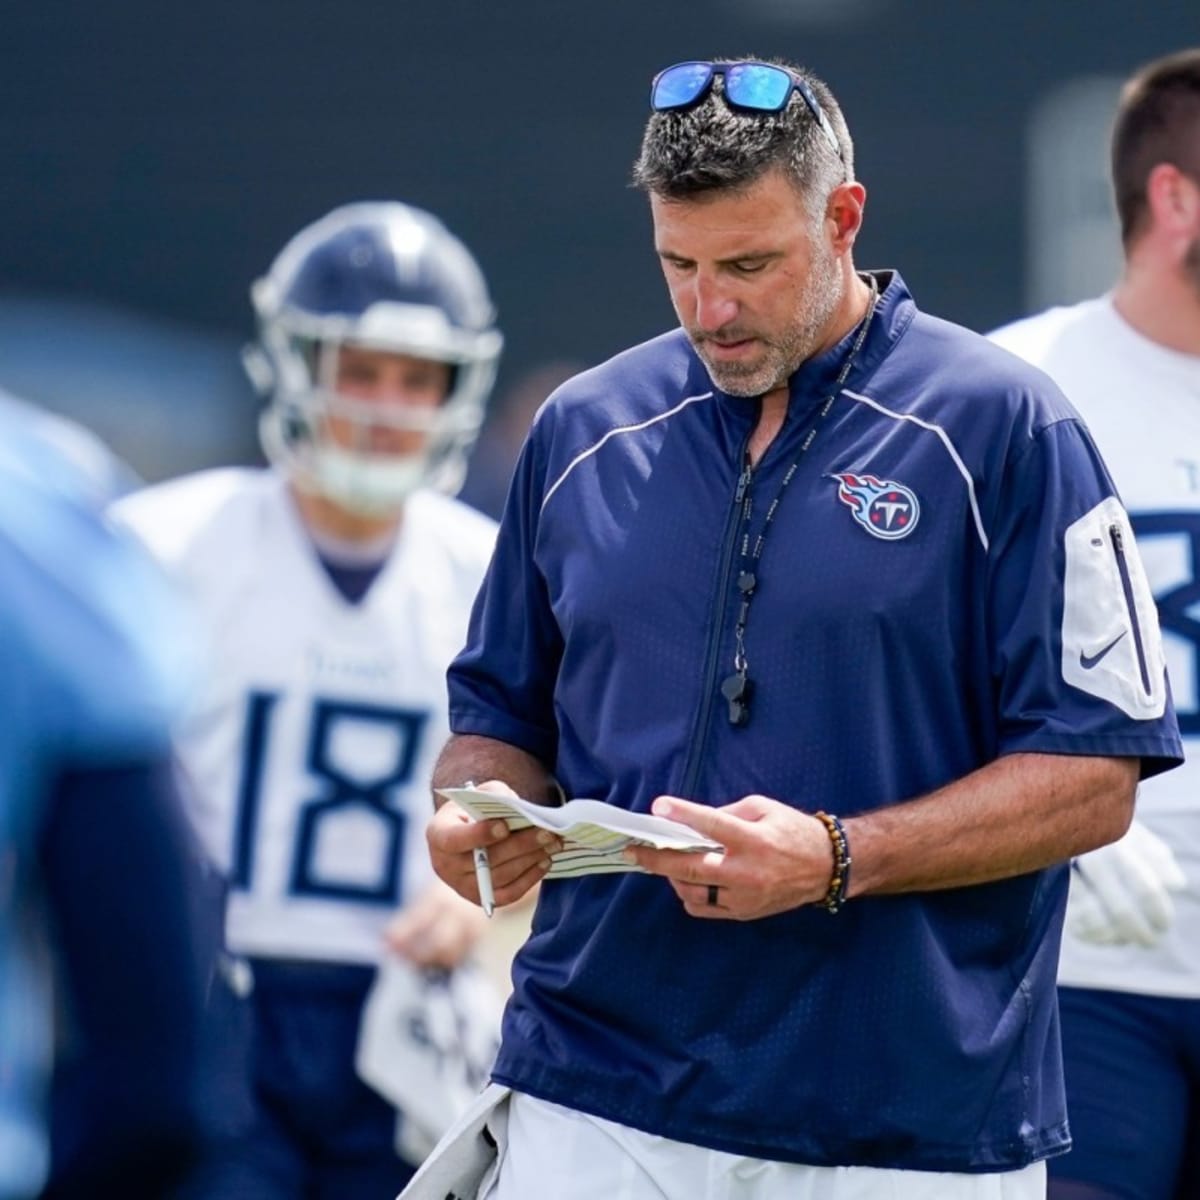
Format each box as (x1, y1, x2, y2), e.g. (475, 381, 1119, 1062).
(680, 448, 753, 797)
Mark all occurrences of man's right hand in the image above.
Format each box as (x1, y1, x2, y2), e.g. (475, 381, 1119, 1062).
(1067, 819, 1187, 948)
(426, 780, 563, 910)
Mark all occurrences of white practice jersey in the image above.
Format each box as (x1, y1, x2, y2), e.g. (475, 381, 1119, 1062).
(114, 468, 496, 965)
(992, 296, 1200, 997)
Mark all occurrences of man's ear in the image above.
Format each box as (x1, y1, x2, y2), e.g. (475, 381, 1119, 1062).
(826, 181, 867, 253)
(1145, 162, 1200, 241)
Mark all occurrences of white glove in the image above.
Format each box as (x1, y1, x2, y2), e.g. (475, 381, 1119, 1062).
(1067, 820, 1187, 948)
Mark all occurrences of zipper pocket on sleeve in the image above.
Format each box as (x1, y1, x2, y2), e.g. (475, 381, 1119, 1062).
(1109, 523, 1152, 696)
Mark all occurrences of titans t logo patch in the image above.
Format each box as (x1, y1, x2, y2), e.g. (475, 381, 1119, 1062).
(832, 473, 920, 540)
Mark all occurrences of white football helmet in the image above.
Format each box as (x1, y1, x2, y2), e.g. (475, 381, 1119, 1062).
(248, 201, 502, 514)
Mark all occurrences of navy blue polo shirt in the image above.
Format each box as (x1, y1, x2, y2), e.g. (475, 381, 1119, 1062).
(447, 272, 1182, 1172)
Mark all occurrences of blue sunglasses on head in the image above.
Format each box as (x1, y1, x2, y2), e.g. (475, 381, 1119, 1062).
(650, 60, 843, 161)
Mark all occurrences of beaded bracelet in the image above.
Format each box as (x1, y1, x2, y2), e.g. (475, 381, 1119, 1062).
(813, 811, 852, 914)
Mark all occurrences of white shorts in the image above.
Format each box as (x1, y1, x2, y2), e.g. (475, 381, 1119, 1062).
(486, 1092, 1047, 1200)
(397, 1086, 1048, 1200)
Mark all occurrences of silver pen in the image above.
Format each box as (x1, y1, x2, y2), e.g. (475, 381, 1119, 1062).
(463, 780, 496, 918)
(473, 845, 496, 918)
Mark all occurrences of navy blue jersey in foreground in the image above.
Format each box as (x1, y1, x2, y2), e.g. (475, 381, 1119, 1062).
(0, 399, 209, 1199)
(447, 273, 1183, 1173)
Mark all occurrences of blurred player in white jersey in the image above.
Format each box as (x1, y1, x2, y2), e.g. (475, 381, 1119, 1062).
(991, 49, 1200, 1200)
(114, 201, 504, 1198)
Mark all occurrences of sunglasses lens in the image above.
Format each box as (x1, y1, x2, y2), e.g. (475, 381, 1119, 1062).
(651, 62, 713, 110)
(725, 63, 792, 111)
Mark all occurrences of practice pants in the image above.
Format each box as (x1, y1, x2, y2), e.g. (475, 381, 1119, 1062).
(1048, 985, 1200, 1200)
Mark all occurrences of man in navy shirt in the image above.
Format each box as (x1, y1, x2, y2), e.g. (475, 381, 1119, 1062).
(412, 58, 1184, 1199)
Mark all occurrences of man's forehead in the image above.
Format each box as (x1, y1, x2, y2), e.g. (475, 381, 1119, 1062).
(650, 181, 810, 255)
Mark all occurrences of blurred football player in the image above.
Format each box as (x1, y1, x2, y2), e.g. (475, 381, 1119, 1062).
(0, 391, 213, 1200)
(991, 49, 1200, 1200)
(113, 201, 505, 1198)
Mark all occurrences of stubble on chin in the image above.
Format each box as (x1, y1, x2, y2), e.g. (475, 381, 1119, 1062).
(696, 344, 789, 398)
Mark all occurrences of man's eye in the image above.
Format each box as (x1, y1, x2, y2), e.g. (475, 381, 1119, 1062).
(733, 261, 767, 275)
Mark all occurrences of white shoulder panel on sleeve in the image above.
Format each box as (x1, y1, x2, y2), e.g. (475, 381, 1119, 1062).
(1062, 496, 1168, 719)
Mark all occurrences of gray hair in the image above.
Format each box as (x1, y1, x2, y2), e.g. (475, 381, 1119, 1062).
(632, 58, 853, 215)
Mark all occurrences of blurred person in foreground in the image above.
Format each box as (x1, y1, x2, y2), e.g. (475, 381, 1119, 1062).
(0, 392, 212, 1200)
(113, 201, 504, 1198)
(991, 48, 1200, 1200)
(406, 56, 1184, 1200)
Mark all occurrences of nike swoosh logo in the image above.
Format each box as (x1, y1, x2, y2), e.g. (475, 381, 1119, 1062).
(1079, 630, 1127, 670)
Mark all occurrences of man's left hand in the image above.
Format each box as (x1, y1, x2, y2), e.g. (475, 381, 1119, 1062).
(625, 794, 834, 920)
(384, 877, 489, 967)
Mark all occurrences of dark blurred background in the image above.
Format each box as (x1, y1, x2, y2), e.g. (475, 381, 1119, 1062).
(2, 0, 1196, 513)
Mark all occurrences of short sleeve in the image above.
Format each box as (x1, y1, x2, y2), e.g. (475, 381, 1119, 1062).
(988, 417, 1181, 777)
(447, 431, 564, 766)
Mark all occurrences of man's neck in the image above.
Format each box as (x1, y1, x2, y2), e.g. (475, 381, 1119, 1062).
(813, 269, 875, 360)
(1112, 255, 1200, 356)
(750, 269, 873, 466)
(289, 483, 404, 546)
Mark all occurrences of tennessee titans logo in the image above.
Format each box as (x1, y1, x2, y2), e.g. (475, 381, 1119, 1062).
(832, 473, 920, 540)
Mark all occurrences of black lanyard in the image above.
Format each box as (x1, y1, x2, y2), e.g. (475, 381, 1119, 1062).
(721, 275, 880, 727)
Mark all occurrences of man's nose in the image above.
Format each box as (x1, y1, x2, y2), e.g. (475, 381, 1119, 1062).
(357, 379, 421, 406)
(691, 275, 738, 334)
